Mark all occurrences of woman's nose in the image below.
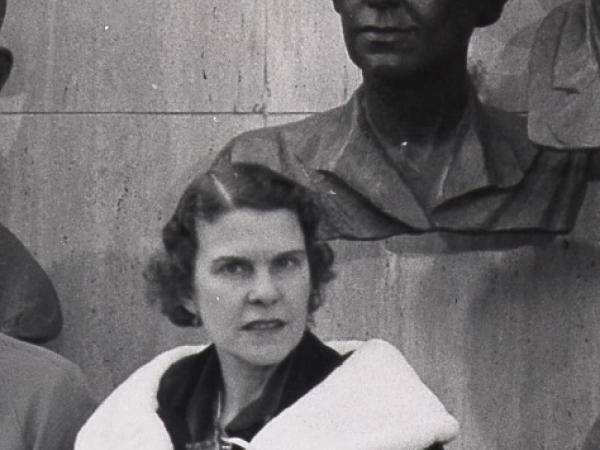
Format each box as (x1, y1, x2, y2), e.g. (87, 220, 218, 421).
(247, 271, 281, 305)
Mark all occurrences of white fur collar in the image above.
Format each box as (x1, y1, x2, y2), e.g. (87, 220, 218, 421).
(75, 340, 458, 450)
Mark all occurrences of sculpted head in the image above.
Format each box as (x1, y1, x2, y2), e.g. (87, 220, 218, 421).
(332, 0, 509, 80)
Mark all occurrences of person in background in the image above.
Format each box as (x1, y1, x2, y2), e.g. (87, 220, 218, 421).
(0, 332, 98, 450)
(0, 2, 97, 448)
(75, 163, 458, 450)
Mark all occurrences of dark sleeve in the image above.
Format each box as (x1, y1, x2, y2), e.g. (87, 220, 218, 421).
(0, 223, 62, 342)
(590, 151, 600, 180)
(24, 362, 98, 450)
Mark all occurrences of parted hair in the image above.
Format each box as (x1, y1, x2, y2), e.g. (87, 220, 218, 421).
(145, 162, 335, 327)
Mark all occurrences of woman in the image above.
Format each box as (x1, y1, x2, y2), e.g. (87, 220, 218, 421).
(76, 163, 458, 450)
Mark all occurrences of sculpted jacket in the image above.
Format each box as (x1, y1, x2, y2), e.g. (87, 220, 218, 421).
(213, 86, 598, 241)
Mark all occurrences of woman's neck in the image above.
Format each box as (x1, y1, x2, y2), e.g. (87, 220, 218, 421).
(216, 350, 278, 426)
(362, 56, 470, 146)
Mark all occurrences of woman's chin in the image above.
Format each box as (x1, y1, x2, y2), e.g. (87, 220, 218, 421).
(230, 334, 302, 368)
(236, 342, 294, 368)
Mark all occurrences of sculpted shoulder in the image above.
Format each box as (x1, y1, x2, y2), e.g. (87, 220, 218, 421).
(528, 0, 600, 149)
(214, 101, 354, 172)
(481, 102, 538, 172)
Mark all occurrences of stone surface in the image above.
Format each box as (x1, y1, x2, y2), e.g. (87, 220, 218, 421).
(0, 114, 264, 390)
(0, 0, 570, 114)
(0, 0, 268, 113)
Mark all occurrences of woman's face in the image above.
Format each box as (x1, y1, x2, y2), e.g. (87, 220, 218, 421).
(191, 208, 311, 368)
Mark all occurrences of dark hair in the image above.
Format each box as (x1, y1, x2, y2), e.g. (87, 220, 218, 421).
(145, 162, 335, 327)
(476, 0, 510, 27)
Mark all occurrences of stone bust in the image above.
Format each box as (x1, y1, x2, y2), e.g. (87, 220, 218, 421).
(215, 0, 599, 241)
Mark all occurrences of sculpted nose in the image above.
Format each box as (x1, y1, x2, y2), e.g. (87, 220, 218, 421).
(247, 271, 281, 305)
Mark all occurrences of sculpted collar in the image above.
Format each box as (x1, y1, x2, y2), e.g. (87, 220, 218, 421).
(305, 85, 534, 228)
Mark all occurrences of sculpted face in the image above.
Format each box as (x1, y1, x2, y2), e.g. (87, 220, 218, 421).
(333, 0, 483, 80)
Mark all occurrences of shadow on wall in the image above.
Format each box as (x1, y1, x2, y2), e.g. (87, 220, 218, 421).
(464, 240, 600, 448)
(328, 236, 600, 448)
(582, 413, 600, 449)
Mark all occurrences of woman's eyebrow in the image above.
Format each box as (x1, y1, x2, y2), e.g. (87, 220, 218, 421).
(274, 249, 307, 259)
(210, 250, 306, 265)
(210, 255, 250, 265)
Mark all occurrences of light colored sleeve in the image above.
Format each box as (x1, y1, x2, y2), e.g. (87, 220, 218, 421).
(23, 361, 98, 450)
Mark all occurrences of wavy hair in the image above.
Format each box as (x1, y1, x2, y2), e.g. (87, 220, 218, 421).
(145, 162, 335, 327)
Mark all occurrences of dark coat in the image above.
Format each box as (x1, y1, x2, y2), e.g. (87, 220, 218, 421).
(156, 331, 347, 449)
(76, 337, 459, 449)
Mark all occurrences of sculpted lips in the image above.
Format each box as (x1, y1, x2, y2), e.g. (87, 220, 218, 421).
(359, 26, 418, 42)
(241, 319, 286, 331)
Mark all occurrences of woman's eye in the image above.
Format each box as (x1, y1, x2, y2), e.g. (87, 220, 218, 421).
(272, 255, 301, 272)
(217, 261, 252, 277)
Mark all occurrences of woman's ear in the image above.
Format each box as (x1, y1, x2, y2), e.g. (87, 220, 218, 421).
(181, 296, 198, 315)
(475, 0, 508, 27)
(180, 297, 202, 327)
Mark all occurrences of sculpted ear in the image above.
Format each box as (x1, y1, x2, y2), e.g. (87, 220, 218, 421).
(0, 47, 12, 90)
(0, 0, 11, 91)
(476, 0, 508, 27)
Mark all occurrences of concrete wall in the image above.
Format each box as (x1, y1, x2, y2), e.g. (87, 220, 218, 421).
(1, 0, 599, 448)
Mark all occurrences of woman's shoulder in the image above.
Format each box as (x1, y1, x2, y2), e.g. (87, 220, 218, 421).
(75, 344, 209, 450)
(254, 336, 459, 450)
(325, 337, 392, 355)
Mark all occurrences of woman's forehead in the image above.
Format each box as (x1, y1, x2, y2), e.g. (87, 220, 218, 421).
(197, 209, 306, 259)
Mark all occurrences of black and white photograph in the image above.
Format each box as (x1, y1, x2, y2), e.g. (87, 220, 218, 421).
(1, 0, 599, 448)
